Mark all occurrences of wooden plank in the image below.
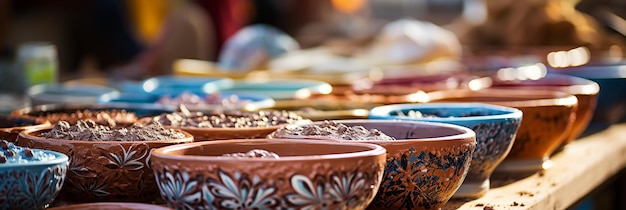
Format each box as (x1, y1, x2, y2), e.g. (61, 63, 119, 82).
(443, 123, 626, 210)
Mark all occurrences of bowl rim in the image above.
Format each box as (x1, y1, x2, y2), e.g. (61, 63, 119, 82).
(368, 102, 523, 122)
(426, 88, 578, 107)
(0, 148, 68, 168)
(270, 119, 476, 142)
(19, 126, 195, 144)
(9, 103, 176, 121)
(473, 73, 600, 95)
(549, 64, 626, 79)
(47, 202, 172, 210)
(151, 138, 387, 162)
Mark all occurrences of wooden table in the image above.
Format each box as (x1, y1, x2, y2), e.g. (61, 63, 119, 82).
(443, 123, 626, 210)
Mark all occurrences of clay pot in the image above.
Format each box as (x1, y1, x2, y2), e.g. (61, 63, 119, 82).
(269, 120, 477, 210)
(473, 73, 599, 144)
(369, 103, 522, 198)
(0, 117, 49, 143)
(16, 127, 194, 203)
(426, 89, 577, 172)
(149, 139, 387, 210)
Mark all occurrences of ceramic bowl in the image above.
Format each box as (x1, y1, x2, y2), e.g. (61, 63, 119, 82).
(27, 84, 119, 106)
(149, 139, 386, 210)
(268, 120, 476, 210)
(222, 78, 333, 100)
(0, 116, 49, 143)
(140, 75, 234, 96)
(153, 110, 311, 141)
(16, 127, 194, 203)
(426, 89, 577, 172)
(299, 85, 430, 105)
(9, 103, 174, 127)
(0, 142, 68, 210)
(48, 202, 172, 210)
(99, 91, 275, 112)
(368, 103, 522, 198)
(473, 73, 599, 143)
(252, 99, 376, 121)
(549, 64, 626, 135)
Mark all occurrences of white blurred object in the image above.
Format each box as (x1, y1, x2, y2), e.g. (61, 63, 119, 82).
(218, 24, 300, 73)
(358, 19, 462, 65)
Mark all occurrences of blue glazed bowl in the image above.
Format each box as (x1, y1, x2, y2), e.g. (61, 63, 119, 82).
(222, 78, 332, 100)
(369, 103, 522, 198)
(0, 141, 68, 210)
(140, 75, 234, 96)
(27, 84, 119, 106)
(550, 64, 626, 135)
(268, 120, 476, 210)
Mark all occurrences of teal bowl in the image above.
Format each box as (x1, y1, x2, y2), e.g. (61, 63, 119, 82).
(0, 140, 68, 210)
(369, 103, 522, 198)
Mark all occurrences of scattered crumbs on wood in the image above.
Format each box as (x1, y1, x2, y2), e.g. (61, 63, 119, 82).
(518, 191, 535, 197)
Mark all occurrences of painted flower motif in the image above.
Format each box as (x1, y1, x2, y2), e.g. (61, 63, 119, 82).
(67, 178, 111, 197)
(67, 149, 97, 178)
(16, 165, 67, 209)
(101, 143, 148, 171)
(285, 174, 334, 209)
(327, 171, 372, 208)
(207, 170, 279, 210)
(156, 168, 202, 210)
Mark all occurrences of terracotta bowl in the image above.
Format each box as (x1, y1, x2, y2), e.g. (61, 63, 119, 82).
(472, 73, 599, 143)
(149, 139, 387, 210)
(269, 120, 476, 210)
(0, 116, 49, 143)
(426, 89, 577, 172)
(48, 202, 172, 210)
(251, 99, 375, 121)
(154, 110, 311, 141)
(0, 141, 68, 210)
(549, 64, 626, 135)
(298, 85, 430, 105)
(16, 127, 194, 203)
(369, 103, 522, 198)
(9, 103, 174, 126)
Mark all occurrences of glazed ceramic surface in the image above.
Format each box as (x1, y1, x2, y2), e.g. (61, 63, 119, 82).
(427, 89, 577, 172)
(140, 75, 234, 95)
(550, 64, 626, 135)
(476, 73, 599, 143)
(150, 139, 386, 210)
(222, 78, 332, 100)
(369, 103, 522, 198)
(16, 128, 194, 203)
(0, 148, 68, 210)
(300, 85, 430, 105)
(48, 202, 172, 210)
(27, 84, 119, 106)
(0, 117, 49, 143)
(269, 120, 476, 210)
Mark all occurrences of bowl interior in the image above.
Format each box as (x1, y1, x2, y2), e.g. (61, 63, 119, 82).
(156, 139, 383, 158)
(370, 103, 520, 121)
(14, 103, 174, 120)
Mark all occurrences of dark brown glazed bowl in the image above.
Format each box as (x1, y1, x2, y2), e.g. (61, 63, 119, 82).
(472, 73, 599, 144)
(269, 120, 477, 210)
(16, 127, 194, 203)
(150, 139, 387, 210)
(426, 89, 577, 172)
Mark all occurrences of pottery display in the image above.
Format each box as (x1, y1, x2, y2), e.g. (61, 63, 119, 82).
(149, 139, 387, 209)
(16, 126, 194, 203)
(269, 119, 476, 210)
(369, 103, 522, 198)
(474, 73, 599, 143)
(549, 64, 626, 135)
(426, 89, 577, 172)
(0, 140, 68, 210)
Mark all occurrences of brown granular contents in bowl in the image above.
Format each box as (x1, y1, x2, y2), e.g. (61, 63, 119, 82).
(154, 110, 309, 128)
(271, 121, 396, 141)
(222, 149, 280, 158)
(32, 109, 137, 127)
(39, 120, 186, 141)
